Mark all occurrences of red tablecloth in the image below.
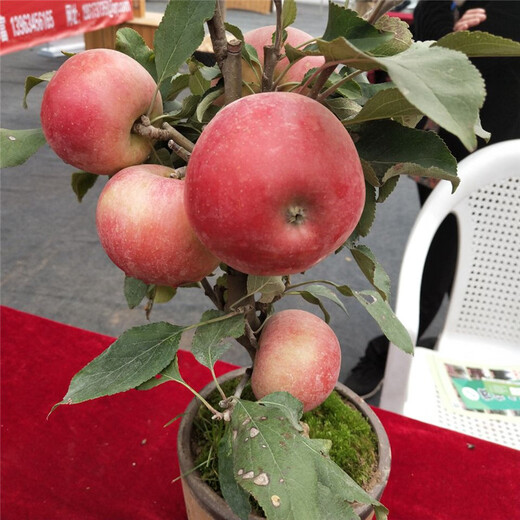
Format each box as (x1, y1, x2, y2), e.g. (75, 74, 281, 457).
(1, 306, 518, 520)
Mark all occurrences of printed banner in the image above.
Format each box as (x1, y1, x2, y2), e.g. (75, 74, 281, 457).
(0, 0, 133, 55)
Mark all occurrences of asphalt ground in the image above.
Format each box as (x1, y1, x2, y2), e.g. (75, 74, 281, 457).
(0, 1, 433, 404)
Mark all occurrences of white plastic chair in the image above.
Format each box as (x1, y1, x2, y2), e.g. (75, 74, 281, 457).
(380, 139, 520, 450)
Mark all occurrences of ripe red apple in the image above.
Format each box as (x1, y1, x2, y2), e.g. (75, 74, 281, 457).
(96, 164, 220, 287)
(184, 92, 365, 276)
(251, 309, 341, 412)
(244, 25, 325, 87)
(41, 49, 163, 175)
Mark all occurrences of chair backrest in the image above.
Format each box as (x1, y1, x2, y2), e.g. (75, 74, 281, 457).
(380, 139, 520, 412)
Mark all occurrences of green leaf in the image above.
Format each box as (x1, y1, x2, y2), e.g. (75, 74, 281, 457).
(434, 30, 520, 58)
(164, 73, 191, 101)
(349, 244, 391, 301)
(0, 128, 47, 168)
(224, 22, 244, 42)
(191, 310, 245, 369)
(196, 87, 224, 122)
(247, 275, 285, 304)
(321, 3, 393, 52)
(343, 88, 422, 126)
(282, 0, 297, 29)
(70, 171, 98, 202)
(354, 120, 459, 191)
(188, 59, 211, 95)
(353, 290, 413, 354)
(325, 98, 361, 121)
(353, 181, 376, 238)
(295, 284, 348, 318)
(124, 276, 149, 309)
(115, 27, 157, 80)
(154, 0, 216, 87)
(372, 15, 413, 56)
(56, 322, 185, 406)
(376, 43, 485, 151)
(230, 397, 387, 520)
(377, 175, 399, 203)
(23, 71, 55, 108)
(218, 426, 252, 520)
(137, 355, 184, 390)
(166, 94, 201, 120)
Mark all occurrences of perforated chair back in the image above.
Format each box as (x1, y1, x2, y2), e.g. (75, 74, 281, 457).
(380, 139, 520, 449)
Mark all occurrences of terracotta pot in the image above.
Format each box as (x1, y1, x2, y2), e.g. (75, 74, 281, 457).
(177, 368, 391, 520)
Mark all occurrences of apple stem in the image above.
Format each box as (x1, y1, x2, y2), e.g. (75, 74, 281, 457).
(261, 0, 283, 92)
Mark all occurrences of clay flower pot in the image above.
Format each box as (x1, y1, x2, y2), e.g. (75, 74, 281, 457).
(177, 368, 391, 520)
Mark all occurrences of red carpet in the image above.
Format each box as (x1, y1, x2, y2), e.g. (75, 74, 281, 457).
(1, 306, 518, 519)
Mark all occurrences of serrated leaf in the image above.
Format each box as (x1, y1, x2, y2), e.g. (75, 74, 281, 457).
(372, 15, 413, 56)
(258, 392, 303, 431)
(166, 94, 201, 120)
(376, 43, 485, 151)
(317, 39, 484, 150)
(0, 128, 46, 168)
(191, 310, 245, 369)
(353, 181, 376, 238)
(353, 290, 413, 354)
(218, 426, 252, 520)
(377, 175, 399, 203)
(23, 71, 54, 108)
(71, 171, 98, 202)
(434, 30, 520, 57)
(282, 0, 297, 29)
(124, 276, 149, 309)
(115, 27, 157, 80)
(354, 120, 458, 191)
(231, 397, 387, 520)
(343, 88, 421, 126)
(349, 244, 391, 301)
(56, 322, 185, 406)
(137, 355, 184, 390)
(154, 0, 216, 88)
(322, 3, 393, 52)
(247, 275, 285, 304)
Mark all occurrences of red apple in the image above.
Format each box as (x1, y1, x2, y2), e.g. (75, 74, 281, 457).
(96, 164, 220, 287)
(244, 25, 325, 87)
(41, 49, 163, 175)
(184, 92, 365, 276)
(251, 309, 341, 412)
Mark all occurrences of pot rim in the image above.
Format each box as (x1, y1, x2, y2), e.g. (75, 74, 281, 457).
(177, 367, 391, 519)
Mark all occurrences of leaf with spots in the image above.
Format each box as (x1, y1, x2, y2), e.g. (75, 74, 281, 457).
(230, 394, 388, 519)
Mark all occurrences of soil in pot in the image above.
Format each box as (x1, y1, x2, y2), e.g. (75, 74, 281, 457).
(189, 378, 379, 516)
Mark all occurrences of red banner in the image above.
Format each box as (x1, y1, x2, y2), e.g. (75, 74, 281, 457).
(0, 0, 134, 55)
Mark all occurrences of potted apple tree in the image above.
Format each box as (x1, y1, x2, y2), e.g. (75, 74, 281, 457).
(2, 0, 519, 518)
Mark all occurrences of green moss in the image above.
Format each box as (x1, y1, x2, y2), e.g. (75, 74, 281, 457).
(302, 390, 378, 487)
(190, 379, 378, 496)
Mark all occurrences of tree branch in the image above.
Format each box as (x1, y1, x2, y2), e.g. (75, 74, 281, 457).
(223, 39, 243, 105)
(261, 0, 283, 92)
